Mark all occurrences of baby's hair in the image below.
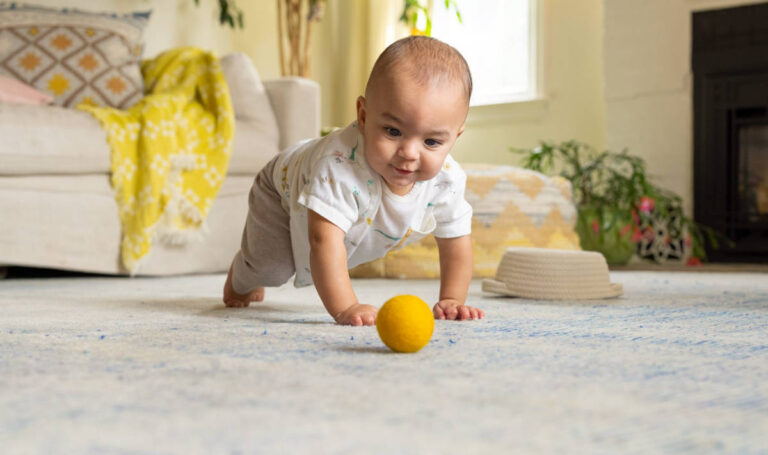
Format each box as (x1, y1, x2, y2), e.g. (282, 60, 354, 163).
(366, 36, 472, 104)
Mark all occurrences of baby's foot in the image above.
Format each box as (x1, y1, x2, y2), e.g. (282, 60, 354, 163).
(224, 286, 264, 307)
(223, 265, 265, 307)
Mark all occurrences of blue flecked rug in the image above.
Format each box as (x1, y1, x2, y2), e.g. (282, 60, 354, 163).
(1, 271, 767, 454)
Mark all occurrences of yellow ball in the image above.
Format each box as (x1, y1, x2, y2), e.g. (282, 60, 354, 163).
(376, 295, 434, 353)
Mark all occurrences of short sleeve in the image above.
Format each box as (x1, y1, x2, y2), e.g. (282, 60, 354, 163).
(432, 157, 473, 238)
(297, 156, 363, 233)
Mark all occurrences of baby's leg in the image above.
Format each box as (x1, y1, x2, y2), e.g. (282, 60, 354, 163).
(222, 155, 294, 308)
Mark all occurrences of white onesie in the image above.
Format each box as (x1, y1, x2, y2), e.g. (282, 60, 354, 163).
(272, 121, 472, 287)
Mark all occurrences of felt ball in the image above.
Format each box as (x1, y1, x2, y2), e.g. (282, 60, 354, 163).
(376, 295, 434, 353)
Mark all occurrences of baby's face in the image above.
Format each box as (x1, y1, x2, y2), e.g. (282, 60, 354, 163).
(356, 70, 467, 196)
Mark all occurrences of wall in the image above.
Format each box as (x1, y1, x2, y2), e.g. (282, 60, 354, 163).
(280, 0, 606, 166)
(451, 0, 606, 166)
(28, 0, 279, 76)
(312, 0, 408, 129)
(603, 0, 767, 215)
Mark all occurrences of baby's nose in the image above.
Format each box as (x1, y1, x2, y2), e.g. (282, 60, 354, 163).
(398, 140, 420, 159)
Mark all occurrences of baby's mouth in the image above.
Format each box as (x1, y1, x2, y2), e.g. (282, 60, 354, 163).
(394, 167, 414, 175)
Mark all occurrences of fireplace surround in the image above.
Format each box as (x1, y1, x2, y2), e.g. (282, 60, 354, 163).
(693, 2, 768, 262)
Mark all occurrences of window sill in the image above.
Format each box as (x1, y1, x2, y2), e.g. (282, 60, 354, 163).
(466, 98, 549, 126)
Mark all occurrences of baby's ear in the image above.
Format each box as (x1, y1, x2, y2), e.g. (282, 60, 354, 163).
(356, 96, 366, 130)
(456, 123, 465, 139)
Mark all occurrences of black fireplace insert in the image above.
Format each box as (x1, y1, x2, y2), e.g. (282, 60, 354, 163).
(693, 2, 768, 262)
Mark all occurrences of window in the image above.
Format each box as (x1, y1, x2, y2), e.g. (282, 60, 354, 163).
(431, 0, 537, 106)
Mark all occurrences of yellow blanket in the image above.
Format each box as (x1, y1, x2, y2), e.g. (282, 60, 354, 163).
(80, 47, 234, 274)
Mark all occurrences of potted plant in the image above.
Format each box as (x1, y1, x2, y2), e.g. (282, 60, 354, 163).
(512, 141, 718, 265)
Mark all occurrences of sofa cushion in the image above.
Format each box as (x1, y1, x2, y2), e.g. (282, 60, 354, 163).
(349, 164, 581, 278)
(220, 52, 281, 170)
(0, 103, 278, 176)
(0, 3, 149, 108)
(220, 53, 279, 129)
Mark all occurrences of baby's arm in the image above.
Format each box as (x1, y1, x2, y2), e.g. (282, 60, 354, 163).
(434, 234, 484, 320)
(308, 210, 378, 326)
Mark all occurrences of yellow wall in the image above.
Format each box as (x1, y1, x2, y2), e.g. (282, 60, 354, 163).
(603, 0, 766, 215)
(308, 0, 607, 169)
(454, 0, 605, 166)
(312, 0, 408, 129)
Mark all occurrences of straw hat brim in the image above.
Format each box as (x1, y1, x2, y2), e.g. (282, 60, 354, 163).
(481, 247, 624, 300)
(482, 278, 623, 300)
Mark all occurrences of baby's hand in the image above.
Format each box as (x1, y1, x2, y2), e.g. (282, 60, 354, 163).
(334, 303, 378, 326)
(433, 299, 484, 321)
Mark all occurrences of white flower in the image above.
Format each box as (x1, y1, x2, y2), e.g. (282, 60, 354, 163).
(116, 158, 137, 181)
(149, 154, 168, 176)
(138, 186, 154, 208)
(143, 120, 159, 140)
(127, 123, 140, 141)
(203, 167, 222, 187)
(160, 120, 175, 137)
(184, 188, 200, 204)
(200, 116, 214, 134)
(119, 195, 136, 218)
(108, 124, 125, 143)
(195, 154, 208, 170)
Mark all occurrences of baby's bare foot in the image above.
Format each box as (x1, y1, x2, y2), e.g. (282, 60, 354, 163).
(223, 265, 265, 307)
(224, 286, 264, 307)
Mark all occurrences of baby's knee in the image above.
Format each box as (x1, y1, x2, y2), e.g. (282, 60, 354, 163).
(232, 252, 294, 290)
(256, 263, 295, 287)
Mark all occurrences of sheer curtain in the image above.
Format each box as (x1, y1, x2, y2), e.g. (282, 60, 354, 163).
(314, 0, 407, 129)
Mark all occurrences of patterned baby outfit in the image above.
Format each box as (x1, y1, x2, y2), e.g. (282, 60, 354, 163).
(231, 122, 472, 293)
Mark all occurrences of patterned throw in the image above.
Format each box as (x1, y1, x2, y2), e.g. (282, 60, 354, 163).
(80, 47, 234, 274)
(0, 3, 149, 108)
(351, 164, 581, 278)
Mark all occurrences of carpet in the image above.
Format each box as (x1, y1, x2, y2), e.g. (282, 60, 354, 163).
(1, 271, 767, 454)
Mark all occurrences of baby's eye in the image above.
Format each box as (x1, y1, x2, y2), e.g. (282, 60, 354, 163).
(425, 138, 442, 147)
(385, 127, 401, 137)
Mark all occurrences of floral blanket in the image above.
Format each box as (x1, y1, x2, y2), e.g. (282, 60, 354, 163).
(80, 47, 234, 274)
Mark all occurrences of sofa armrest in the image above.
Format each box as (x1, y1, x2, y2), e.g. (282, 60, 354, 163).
(263, 77, 321, 150)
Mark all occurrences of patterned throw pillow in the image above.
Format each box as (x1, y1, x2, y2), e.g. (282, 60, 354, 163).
(0, 3, 149, 108)
(350, 164, 582, 279)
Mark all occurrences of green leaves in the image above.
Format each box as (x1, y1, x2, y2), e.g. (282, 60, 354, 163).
(445, 0, 463, 23)
(511, 140, 721, 260)
(194, 0, 244, 29)
(513, 141, 650, 212)
(400, 0, 462, 36)
(217, 0, 243, 29)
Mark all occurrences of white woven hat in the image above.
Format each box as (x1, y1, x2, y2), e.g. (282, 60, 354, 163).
(482, 247, 623, 300)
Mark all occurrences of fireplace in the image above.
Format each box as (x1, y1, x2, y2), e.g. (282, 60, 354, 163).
(693, 3, 768, 262)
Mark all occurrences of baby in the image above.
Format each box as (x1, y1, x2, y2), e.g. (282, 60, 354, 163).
(223, 35, 484, 325)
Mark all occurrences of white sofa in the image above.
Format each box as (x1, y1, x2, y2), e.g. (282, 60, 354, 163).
(0, 53, 320, 275)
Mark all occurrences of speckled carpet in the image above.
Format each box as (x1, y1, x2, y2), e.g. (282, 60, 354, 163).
(1, 271, 767, 454)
